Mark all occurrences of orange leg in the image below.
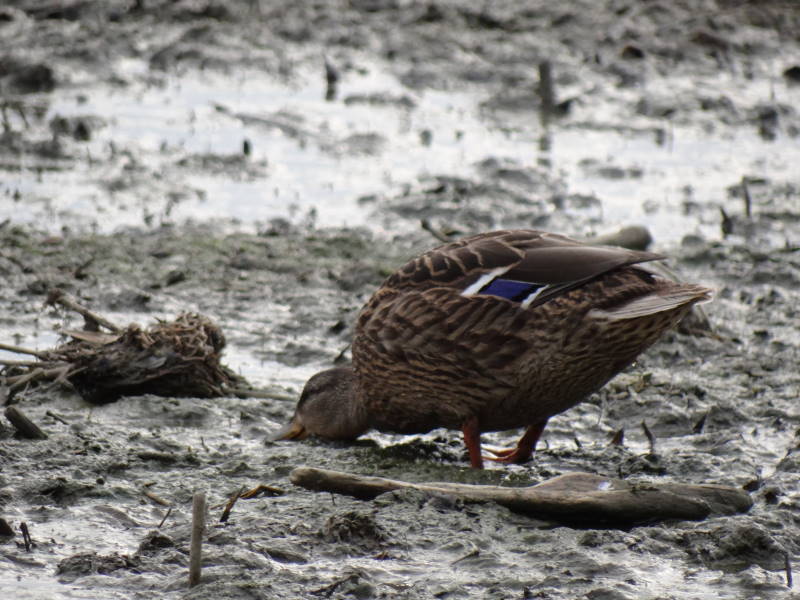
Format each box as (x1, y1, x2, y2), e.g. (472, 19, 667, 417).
(485, 419, 548, 464)
(461, 416, 484, 469)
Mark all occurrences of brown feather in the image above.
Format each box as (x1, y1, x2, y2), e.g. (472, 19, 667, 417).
(276, 229, 712, 468)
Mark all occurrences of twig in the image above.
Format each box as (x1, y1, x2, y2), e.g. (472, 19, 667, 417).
(641, 421, 656, 454)
(0, 359, 49, 367)
(158, 507, 172, 528)
(5, 368, 47, 387)
(741, 176, 752, 218)
(787, 553, 793, 588)
(720, 207, 733, 237)
(46, 290, 121, 333)
(20, 522, 32, 552)
(609, 428, 624, 446)
(45, 410, 69, 425)
(324, 55, 339, 102)
(143, 489, 172, 507)
(224, 386, 295, 402)
(0, 343, 49, 359)
(538, 60, 555, 123)
(5, 366, 72, 404)
(420, 219, 452, 243)
(693, 411, 708, 434)
(73, 256, 95, 280)
(189, 492, 205, 588)
(239, 484, 285, 499)
(451, 541, 479, 565)
(220, 487, 246, 523)
(4, 406, 47, 439)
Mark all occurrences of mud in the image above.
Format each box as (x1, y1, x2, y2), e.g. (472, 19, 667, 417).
(1, 1, 799, 599)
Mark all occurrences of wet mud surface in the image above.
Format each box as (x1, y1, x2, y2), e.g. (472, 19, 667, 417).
(1, 1, 799, 598)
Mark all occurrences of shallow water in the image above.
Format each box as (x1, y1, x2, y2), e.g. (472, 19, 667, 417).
(3, 52, 798, 243)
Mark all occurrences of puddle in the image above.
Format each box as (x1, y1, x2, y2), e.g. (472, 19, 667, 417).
(4, 60, 797, 242)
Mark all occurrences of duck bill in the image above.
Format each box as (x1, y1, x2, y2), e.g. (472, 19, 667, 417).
(270, 419, 308, 441)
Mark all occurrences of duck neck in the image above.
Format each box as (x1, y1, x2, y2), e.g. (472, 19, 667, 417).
(327, 366, 371, 440)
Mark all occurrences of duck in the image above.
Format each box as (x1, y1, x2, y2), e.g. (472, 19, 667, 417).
(273, 229, 711, 468)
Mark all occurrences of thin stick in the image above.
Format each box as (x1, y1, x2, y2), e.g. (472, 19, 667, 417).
(641, 421, 656, 454)
(143, 489, 172, 507)
(741, 176, 752, 218)
(787, 553, 793, 588)
(420, 219, 452, 243)
(4, 406, 47, 439)
(5, 365, 72, 385)
(609, 428, 624, 446)
(0, 359, 50, 367)
(0, 343, 49, 359)
(223, 386, 295, 402)
(450, 541, 479, 565)
(5, 366, 71, 404)
(538, 60, 555, 123)
(158, 507, 172, 528)
(46, 290, 122, 333)
(45, 410, 69, 425)
(189, 492, 205, 588)
(4, 368, 47, 387)
(239, 484, 285, 499)
(720, 207, 733, 237)
(692, 411, 708, 434)
(220, 487, 245, 523)
(20, 522, 32, 552)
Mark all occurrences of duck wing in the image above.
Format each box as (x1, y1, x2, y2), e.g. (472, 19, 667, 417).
(355, 230, 665, 377)
(385, 230, 664, 310)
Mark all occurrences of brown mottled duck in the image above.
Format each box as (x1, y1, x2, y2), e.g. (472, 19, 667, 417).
(273, 230, 711, 468)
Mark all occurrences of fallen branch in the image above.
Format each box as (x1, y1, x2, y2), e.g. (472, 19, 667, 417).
(290, 467, 752, 527)
(4, 406, 47, 440)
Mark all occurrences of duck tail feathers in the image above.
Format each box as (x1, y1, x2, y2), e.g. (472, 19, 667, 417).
(588, 285, 712, 321)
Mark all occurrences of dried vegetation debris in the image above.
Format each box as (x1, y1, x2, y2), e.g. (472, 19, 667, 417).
(1, 290, 246, 405)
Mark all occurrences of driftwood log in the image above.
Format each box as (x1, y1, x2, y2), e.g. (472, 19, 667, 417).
(290, 467, 752, 528)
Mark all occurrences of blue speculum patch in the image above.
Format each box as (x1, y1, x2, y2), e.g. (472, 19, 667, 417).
(479, 278, 541, 302)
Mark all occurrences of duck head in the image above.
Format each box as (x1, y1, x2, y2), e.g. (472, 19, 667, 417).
(271, 366, 370, 442)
